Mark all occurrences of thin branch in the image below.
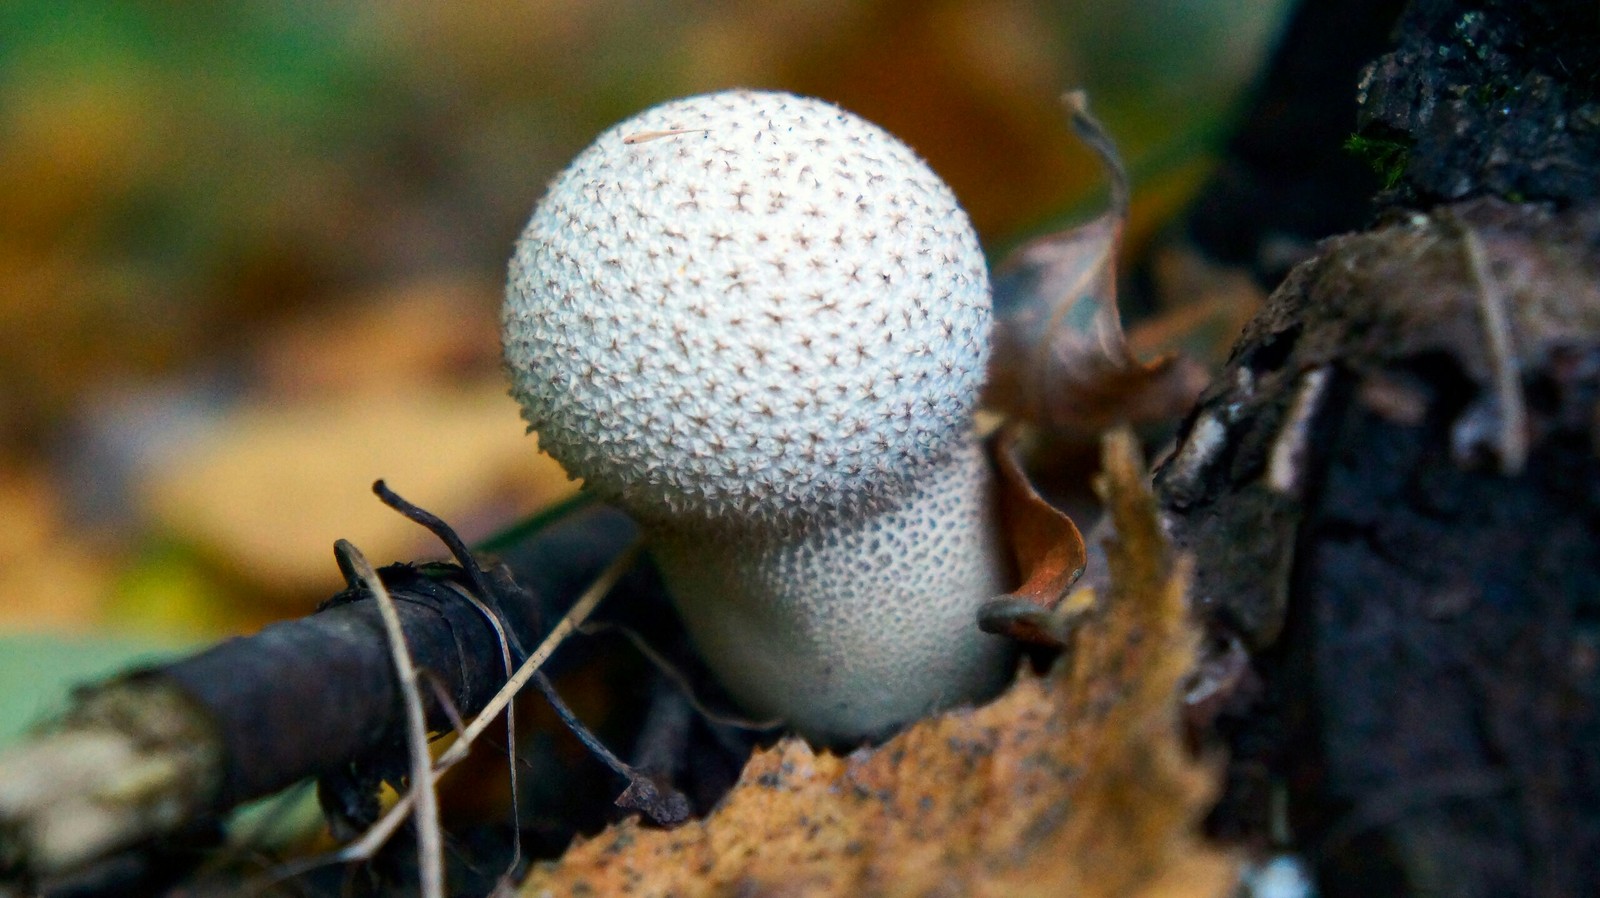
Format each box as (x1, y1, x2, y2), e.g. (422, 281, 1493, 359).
(527, 671, 690, 825)
(441, 580, 521, 881)
(372, 481, 509, 636)
(258, 534, 643, 892)
(1456, 219, 1529, 474)
(581, 622, 783, 731)
(439, 539, 642, 767)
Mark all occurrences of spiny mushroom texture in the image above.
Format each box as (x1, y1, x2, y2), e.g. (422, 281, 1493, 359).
(504, 90, 1010, 742)
(505, 89, 990, 525)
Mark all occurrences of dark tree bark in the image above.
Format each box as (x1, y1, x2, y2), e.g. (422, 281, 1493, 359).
(1358, 0, 1600, 207)
(1157, 4, 1600, 895)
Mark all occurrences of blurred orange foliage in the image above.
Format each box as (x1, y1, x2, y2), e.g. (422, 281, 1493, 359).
(0, 0, 1285, 634)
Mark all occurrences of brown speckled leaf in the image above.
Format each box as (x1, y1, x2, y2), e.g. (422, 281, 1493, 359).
(520, 429, 1233, 898)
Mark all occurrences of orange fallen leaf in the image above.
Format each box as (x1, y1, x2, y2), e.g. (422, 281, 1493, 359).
(519, 428, 1233, 898)
(978, 425, 1087, 646)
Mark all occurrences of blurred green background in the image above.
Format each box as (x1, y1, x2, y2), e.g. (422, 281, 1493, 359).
(0, 0, 1289, 740)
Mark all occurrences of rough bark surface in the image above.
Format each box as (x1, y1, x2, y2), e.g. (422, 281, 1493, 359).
(1157, 200, 1600, 896)
(1358, 0, 1600, 206)
(1153, 6, 1600, 894)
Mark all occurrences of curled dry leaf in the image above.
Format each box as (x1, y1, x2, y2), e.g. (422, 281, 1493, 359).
(977, 425, 1087, 647)
(986, 92, 1207, 438)
(519, 428, 1232, 898)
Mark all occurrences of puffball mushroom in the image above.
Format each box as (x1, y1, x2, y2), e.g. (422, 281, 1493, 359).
(503, 89, 1011, 743)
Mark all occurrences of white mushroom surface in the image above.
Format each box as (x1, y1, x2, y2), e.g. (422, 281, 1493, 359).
(504, 89, 1011, 742)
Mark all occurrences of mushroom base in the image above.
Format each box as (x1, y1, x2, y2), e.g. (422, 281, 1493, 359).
(647, 439, 1013, 745)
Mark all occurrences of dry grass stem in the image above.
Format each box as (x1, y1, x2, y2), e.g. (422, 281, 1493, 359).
(440, 539, 641, 765)
(1457, 219, 1529, 474)
(260, 537, 643, 891)
(335, 539, 444, 898)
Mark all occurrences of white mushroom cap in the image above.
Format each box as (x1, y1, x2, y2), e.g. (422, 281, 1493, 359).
(504, 90, 1011, 742)
(504, 89, 991, 527)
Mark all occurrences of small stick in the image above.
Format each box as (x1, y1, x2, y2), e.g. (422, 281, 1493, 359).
(582, 621, 782, 731)
(375, 481, 524, 872)
(442, 581, 521, 880)
(527, 672, 687, 824)
(622, 128, 711, 144)
(373, 481, 508, 636)
(261, 522, 642, 889)
(438, 539, 642, 766)
(1456, 221, 1529, 475)
(333, 540, 444, 898)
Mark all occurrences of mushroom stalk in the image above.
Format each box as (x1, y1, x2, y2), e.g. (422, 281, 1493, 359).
(651, 439, 1008, 741)
(503, 90, 1013, 743)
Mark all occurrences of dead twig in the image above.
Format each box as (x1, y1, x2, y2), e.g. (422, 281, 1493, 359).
(334, 540, 444, 898)
(441, 538, 641, 766)
(1454, 215, 1529, 474)
(581, 621, 783, 731)
(528, 674, 690, 824)
(379, 474, 527, 882)
(257, 532, 644, 891)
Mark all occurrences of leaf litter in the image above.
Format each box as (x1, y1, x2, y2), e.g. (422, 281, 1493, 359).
(976, 425, 1088, 647)
(519, 430, 1233, 898)
(986, 92, 1211, 440)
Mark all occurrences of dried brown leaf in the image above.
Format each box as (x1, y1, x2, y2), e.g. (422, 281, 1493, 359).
(1138, 243, 1266, 367)
(977, 425, 1086, 646)
(986, 93, 1206, 437)
(519, 428, 1232, 898)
